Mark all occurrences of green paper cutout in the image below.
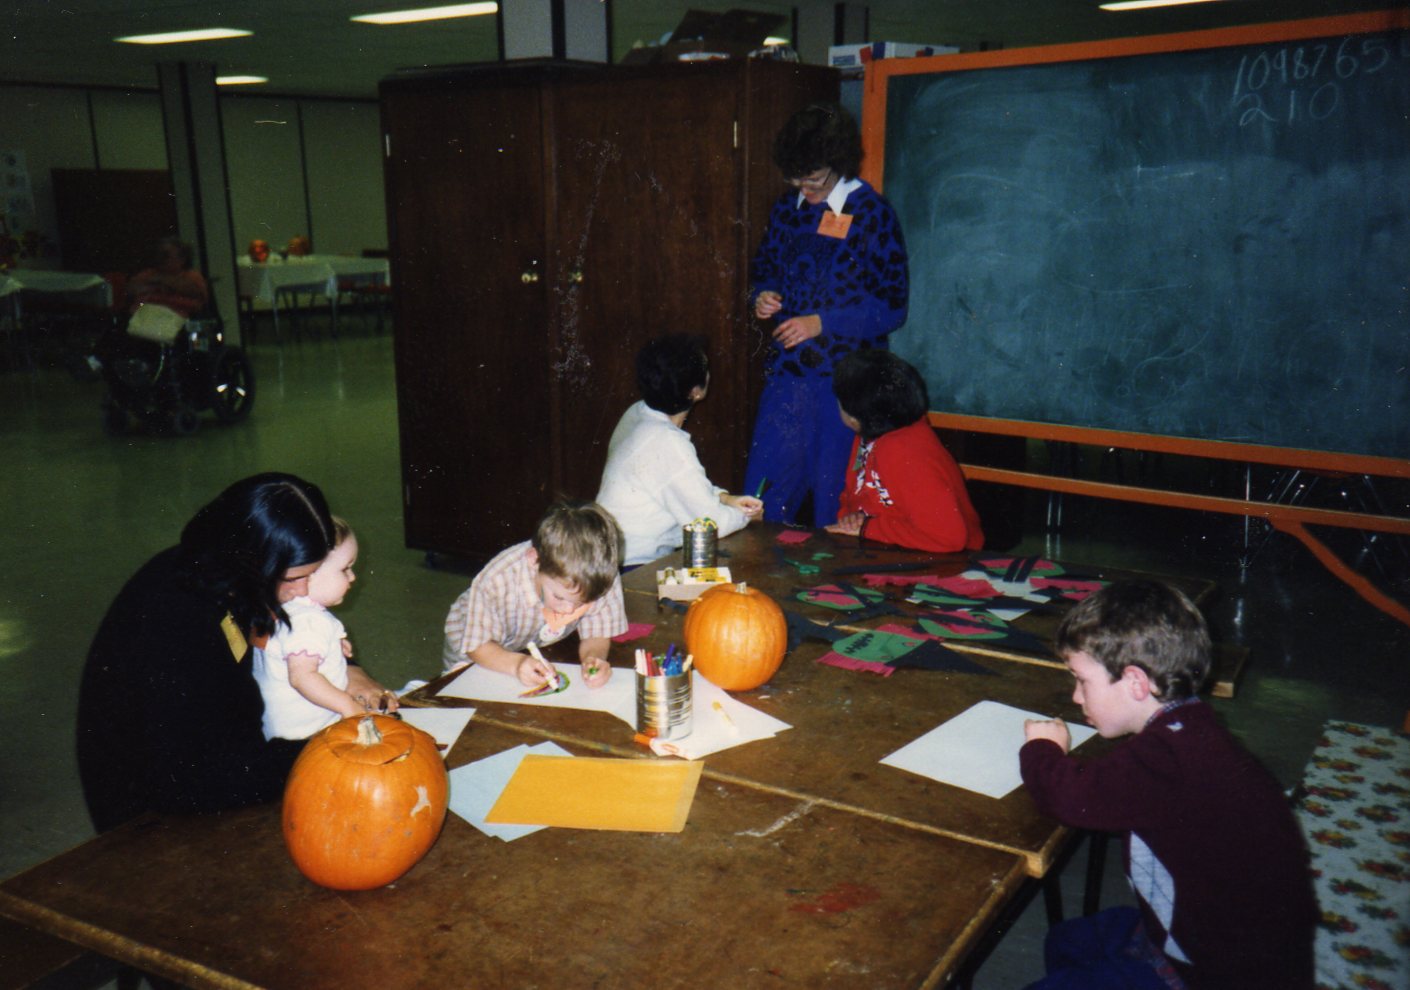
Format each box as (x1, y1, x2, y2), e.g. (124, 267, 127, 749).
(835, 629, 923, 664)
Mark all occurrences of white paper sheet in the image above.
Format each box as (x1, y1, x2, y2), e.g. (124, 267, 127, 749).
(652, 674, 792, 760)
(398, 707, 475, 757)
(436, 662, 637, 726)
(880, 700, 1098, 799)
(447, 740, 572, 841)
(435, 665, 790, 760)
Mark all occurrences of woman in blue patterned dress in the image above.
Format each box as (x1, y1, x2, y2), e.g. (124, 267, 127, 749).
(744, 102, 910, 526)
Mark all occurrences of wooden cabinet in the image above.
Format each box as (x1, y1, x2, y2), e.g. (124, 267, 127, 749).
(381, 60, 837, 559)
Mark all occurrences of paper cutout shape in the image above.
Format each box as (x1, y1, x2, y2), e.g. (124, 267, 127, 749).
(918, 609, 1011, 640)
(776, 529, 813, 545)
(783, 557, 821, 575)
(973, 555, 1064, 579)
(832, 628, 926, 664)
(860, 572, 945, 587)
(907, 584, 988, 608)
(881, 700, 1098, 799)
(796, 583, 885, 611)
(817, 652, 895, 676)
(612, 623, 655, 643)
(486, 755, 703, 832)
(874, 623, 996, 676)
(1031, 576, 1107, 600)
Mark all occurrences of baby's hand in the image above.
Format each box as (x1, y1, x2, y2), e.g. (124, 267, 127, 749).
(580, 658, 611, 689)
(1024, 718, 1071, 753)
(341, 637, 355, 660)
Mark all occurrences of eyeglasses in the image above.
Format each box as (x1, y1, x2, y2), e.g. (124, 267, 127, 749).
(788, 168, 834, 191)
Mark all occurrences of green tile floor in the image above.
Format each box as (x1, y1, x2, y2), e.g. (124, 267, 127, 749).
(1, 324, 1406, 987)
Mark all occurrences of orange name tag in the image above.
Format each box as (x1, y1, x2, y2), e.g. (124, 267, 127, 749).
(818, 210, 853, 239)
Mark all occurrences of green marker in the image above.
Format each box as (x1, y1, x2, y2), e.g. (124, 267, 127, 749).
(754, 477, 768, 498)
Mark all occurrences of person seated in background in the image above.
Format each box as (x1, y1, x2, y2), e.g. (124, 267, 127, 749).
(1020, 580, 1316, 989)
(441, 500, 626, 689)
(825, 349, 984, 552)
(596, 334, 763, 566)
(127, 236, 208, 318)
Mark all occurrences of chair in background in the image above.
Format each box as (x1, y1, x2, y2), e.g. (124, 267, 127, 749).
(335, 249, 392, 335)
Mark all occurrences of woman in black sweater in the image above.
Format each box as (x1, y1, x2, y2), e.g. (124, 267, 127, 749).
(77, 472, 392, 832)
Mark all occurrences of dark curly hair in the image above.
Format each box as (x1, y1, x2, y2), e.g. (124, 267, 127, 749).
(1055, 579, 1212, 701)
(636, 334, 709, 416)
(831, 349, 929, 441)
(773, 102, 862, 180)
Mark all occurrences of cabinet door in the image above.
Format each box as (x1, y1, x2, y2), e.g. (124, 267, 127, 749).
(384, 80, 555, 558)
(546, 68, 748, 502)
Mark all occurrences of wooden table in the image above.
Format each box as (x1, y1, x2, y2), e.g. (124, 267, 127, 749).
(622, 523, 1215, 670)
(0, 721, 1028, 990)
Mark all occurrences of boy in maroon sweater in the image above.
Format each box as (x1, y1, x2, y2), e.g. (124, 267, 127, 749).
(1020, 580, 1317, 990)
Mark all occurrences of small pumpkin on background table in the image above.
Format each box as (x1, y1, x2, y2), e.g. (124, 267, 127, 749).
(682, 581, 788, 691)
(282, 713, 448, 890)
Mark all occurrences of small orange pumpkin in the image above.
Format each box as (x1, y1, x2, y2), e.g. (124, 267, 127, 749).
(683, 581, 788, 691)
(286, 235, 312, 257)
(247, 239, 270, 263)
(282, 714, 448, 890)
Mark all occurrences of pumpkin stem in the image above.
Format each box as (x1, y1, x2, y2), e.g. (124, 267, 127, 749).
(737, 581, 749, 594)
(356, 715, 383, 747)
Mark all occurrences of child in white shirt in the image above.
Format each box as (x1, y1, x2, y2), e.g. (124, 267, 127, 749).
(255, 518, 395, 739)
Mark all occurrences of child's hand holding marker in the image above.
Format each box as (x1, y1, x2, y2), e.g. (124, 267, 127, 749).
(524, 641, 558, 689)
(580, 654, 611, 689)
(1023, 717, 1071, 753)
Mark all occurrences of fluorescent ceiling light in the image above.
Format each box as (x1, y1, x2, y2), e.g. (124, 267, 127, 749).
(352, 3, 497, 25)
(763, 36, 790, 47)
(1100, 0, 1222, 9)
(116, 28, 252, 45)
(217, 75, 268, 86)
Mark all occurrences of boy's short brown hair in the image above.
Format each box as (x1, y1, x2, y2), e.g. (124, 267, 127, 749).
(1055, 579, 1211, 700)
(532, 500, 623, 602)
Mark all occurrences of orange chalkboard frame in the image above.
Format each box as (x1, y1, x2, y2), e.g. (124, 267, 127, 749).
(861, 10, 1410, 624)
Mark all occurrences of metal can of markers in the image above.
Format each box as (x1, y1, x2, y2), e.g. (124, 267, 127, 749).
(682, 522, 717, 569)
(636, 671, 693, 740)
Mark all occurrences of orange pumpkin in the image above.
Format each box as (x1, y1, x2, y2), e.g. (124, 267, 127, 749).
(247, 239, 270, 263)
(683, 581, 788, 691)
(282, 714, 448, 890)
(286, 235, 312, 257)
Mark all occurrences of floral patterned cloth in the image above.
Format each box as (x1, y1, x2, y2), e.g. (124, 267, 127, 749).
(1296, 721, 1410, 990)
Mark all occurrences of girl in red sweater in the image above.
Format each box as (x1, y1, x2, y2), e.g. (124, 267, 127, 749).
(826, 350, 984, 552)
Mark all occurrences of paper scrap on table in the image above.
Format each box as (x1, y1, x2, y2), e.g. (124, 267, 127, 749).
(486, 754, 703, 832)
(611, 622, 655, 643)
(447, 740, 571, 841)
(776, 529, 812, 545)
(437, 660, 636, 726)
(398, 707, 475, 757)
(880, 700, 1098, 799)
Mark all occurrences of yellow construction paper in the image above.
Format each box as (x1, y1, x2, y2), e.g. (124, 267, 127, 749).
(485, 755, 703, 833)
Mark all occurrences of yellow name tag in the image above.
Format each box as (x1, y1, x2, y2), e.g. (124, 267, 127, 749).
(220, 613, 248, 663)
(818, 210, 853, 239)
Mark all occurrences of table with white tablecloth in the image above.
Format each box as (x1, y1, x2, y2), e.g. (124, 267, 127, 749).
(0, 270, 113, 364)
(236, 255, 389, 339)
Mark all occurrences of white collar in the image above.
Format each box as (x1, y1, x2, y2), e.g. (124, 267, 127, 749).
(796, 175, 863, 213)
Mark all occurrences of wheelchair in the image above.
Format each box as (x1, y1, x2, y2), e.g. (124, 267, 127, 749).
(98, 303, 256, 436)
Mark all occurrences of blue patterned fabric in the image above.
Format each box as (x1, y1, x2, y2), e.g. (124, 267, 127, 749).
(744, 181, 909, 526)
(749, 180, 909, 377)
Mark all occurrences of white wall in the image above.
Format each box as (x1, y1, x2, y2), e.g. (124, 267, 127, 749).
(301, 101, 387, 257)
(221, 96, 311, 254)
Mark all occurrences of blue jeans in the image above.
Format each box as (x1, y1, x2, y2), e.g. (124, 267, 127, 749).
(1025, 907, 1182, 990)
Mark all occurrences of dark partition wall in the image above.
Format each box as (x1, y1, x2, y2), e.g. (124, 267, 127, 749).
(883, 23, 1409, 458)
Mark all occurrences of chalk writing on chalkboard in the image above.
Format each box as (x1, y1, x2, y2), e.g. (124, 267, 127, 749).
(884, 26, 1408, 458)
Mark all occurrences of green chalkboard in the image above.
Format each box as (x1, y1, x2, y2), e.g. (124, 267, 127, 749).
(883, 24, 1409, 458)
